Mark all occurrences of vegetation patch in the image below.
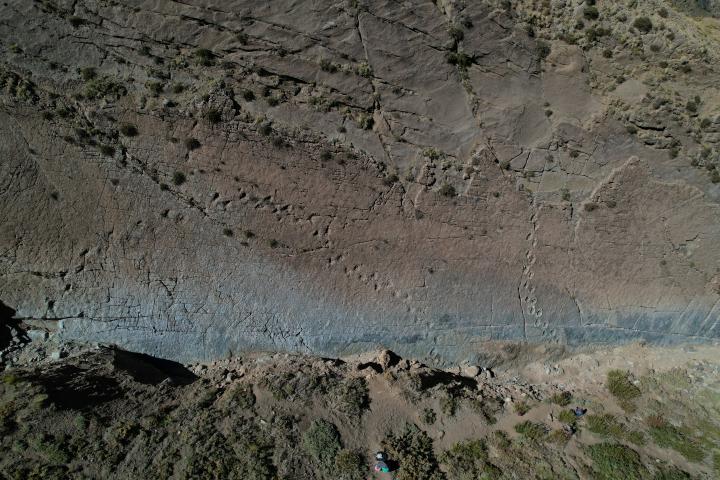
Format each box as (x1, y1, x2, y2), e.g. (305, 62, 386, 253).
(514, 421, 547, 441)
(647, 417, 705, 462)
(606, 369, 641, 411)
(302, 419, 342, 472)
(586, 442, 647, 480)
(441, 439, 501, 480)
(382, 424, 443, 480)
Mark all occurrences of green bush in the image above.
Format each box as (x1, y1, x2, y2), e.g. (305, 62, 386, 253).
(194, 48, 214, 66)
(513, 400, 531, 416)
(583, 6, 599, 20)
(146, 81, 163, 96)
(356, 113, 373, 130)
(319, 58, 338, 73)
(383, 173, 399, 186)
(654, 465, 692, 479)
(356, 62, 372, 78)
(514, 421, 547, 441)
(648, 419, 704, 462)
(606, 370, 641, 410)
(119, 123, 138, 137)
(550, 391, 572, 406)
(333, 377, 369, 418)
(99, 145, 115, 157)
(438, 183, 456, 197)
(441, 439, 501, 480)
(69, 16, 85, 28)
(446, 52, 473, 68)
(422, 408, 436, 425)
(206, 109, 222, 124)
(448, 25, 464, 42)
(302, 419, 342, 471)
(586, 443, 647, 480)
(172, 171, 186, 186)
(185, 138, 201, 150)
(382, 424, 443, 480)
(587, 414, 625, 437)
(334, 449, 366, 480)
(558, 409, 577, 424)
(536, 41, 551, 60)
(633, 17, 653, 33)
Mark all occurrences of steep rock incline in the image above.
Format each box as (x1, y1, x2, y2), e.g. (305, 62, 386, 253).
(0, 0, 719, 364)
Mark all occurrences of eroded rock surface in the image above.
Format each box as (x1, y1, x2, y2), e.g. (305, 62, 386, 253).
(0, 0, 719, 364)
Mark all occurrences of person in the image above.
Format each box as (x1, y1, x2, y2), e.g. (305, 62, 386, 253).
(374, 452, 390, 473)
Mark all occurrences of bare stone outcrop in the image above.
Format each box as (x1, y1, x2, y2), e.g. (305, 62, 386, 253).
(0, 0, 719, 365)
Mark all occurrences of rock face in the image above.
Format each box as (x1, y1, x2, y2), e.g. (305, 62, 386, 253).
(0, 0, 719, 364)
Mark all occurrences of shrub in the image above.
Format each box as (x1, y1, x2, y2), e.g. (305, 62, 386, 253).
(655, 465, 692, 479)
(587, 414, 625, 438)
(172, 83, 185, 94)
(514, 421, 547, 441)
(446, 51, 473, 68)
(536, 41, 551, 60)
(441, 439, 501, 480)
(441, 392, 459, 417)
(606, 370, 641, 410)
(558, 409, 577, 424)
(194, 48, 214, 66)
(119, 123, 138, 137)
(422, 408, 436, 425)
(269, 239, 279, 248)
(658, 7, 668, 18)
(303, 419, 342, 471)
(206, 109, 222, 124)
(550, 391, 572, 406)
(584, 202, 598, 212)
(583, 6, 599, 20)
(448, 25, 464, 42)
(185, 138, 201, 150)
(172, 171, 186, 186)
(69, 16, 85, 28)
(333, 377, 369, 418)
(382, 424, 443, 480)
(586, 443, 647, 480)
(633, 17, 653, 34)
(99, 145, 115, 156)
(356, 62, 372, 78)
(242, 89, 255, 101)
(356, 113, 373, 130)
(438, 183, 456, 197)
(647, 418, 705, 462)
(146, 81, 163, 96)
(223, 228, 233, 237)
(80, 67, 97, 81)
(334, 450, 366, 480)
(84, 77, 127, 99)
(320, 150, 332, 162)
(267, 96, 280, 106)
(319, 58, 338, 73)
(383, 174, 399, 186)
(514, 400, 531, 416)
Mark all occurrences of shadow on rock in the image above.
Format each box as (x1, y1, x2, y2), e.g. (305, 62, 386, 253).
(112, 349, 197, 386)
(0, 300, 27, 352)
